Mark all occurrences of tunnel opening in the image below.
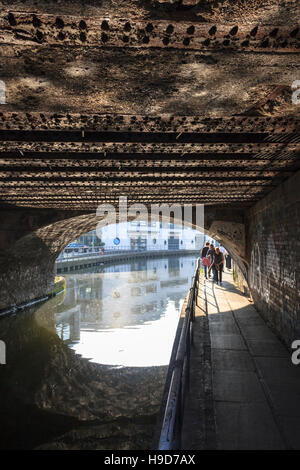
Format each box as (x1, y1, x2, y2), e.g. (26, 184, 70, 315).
(52, 220, 218, 366)
(0, 0, 299, 451)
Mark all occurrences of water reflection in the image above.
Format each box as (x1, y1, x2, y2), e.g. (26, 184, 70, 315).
(0, 255, 196, 450)
(55, 256, 195, 367)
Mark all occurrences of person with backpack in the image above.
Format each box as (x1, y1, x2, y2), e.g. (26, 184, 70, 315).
(225, 250, 232, 270)
(201, 241, 210, 279)
(211, 247, 224, 285)
(207, 243, 215, 279)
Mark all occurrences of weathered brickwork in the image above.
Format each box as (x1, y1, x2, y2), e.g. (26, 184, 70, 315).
(232, 261, 250, 298)
(247, 170, 300, 346)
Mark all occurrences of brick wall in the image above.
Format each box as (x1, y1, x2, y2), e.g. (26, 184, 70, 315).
(232, 260, 250, 298)
(247, 170, 300, 347)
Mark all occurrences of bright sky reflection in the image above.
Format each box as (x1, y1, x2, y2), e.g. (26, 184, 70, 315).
(55, 257, 196, 368)
(70, 299, 183, 367)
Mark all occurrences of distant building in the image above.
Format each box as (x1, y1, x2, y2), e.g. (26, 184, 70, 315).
(98, 221, 204, 251)
(64, 222, 215, 254)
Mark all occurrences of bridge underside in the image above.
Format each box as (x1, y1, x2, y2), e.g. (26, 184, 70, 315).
(0, 0, 299, 345)
(0, 1, 299, 209)
(0, 113, 299, 209)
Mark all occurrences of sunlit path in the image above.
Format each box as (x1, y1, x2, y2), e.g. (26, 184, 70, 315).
(182, 269, 300, 450)
(0, 0, 299, 453)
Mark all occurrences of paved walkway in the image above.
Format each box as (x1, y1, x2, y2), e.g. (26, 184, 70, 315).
(181, 269, 300, 450)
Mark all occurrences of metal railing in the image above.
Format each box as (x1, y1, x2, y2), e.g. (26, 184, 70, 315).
(56, 246, 195, 263)
(56, 246, 145, 261)
(157, 258, 200, 450)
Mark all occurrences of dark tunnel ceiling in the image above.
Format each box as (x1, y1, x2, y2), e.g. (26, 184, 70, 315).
(0, 1, 299, 210)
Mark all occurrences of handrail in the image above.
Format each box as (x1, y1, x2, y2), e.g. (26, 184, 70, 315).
(56, 247, 198, 263)
(158, 258, 200, 450)
(56, 247, 146, 262)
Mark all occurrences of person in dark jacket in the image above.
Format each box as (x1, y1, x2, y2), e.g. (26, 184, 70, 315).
(212, 247, 224, 285)
(225, 250, 232, 270)
(207, 243, 215, 278)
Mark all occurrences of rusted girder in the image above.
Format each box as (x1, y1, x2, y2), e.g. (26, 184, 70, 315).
(0, 113, 299, 134)
(0, 165, 295, 175)
(0, 142, 298, 156)
(0, 175, 281, 183)
(0, 150, 298, 161)
(1, 12, 299, 51)
(0, 130, 299, 144)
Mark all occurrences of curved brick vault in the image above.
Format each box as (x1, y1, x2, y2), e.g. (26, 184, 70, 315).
(0, 0, 299, 344)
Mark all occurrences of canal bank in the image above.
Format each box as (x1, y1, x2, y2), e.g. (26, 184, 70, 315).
(0, 275, 66, 319)
(56, 249, 199, 274)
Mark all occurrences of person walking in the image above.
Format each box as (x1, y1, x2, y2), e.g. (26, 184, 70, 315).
(219, 244, 232, 271)
(225, 250, 232, 270)
(207, 243, 215, 278)
(212, 247, 224, 285)
(201, 241, 210, 279)
(219, 245, 226, 257)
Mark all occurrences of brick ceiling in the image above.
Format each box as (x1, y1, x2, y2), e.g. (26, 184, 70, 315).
(0, 0, 299, 210)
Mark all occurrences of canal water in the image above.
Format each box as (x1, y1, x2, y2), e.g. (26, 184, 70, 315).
(0, 254, 197, 450)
